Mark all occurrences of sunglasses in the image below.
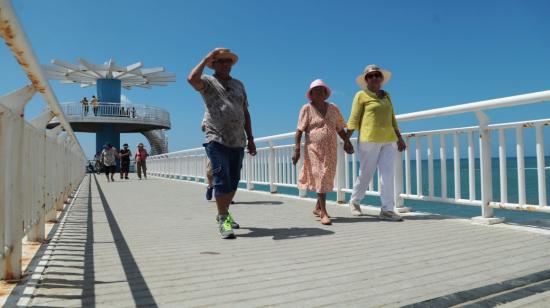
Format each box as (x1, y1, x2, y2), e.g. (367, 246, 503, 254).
(366, 72, 383, 79)
(214, 58, 233, 65)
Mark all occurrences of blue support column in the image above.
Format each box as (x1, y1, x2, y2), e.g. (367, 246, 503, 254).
(95, 79, 122, 170)
(97, 79, 121, 103)
(96, 124, 120, 156)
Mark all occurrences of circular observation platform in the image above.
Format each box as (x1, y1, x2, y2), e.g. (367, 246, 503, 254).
(47, 102, 171, 132)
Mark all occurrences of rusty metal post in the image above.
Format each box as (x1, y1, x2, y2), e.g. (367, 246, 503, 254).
(55, 133, 67, 211)
(0, 0, 86, 281)
(0, 85, 35, 280)
(55, 134, 69, 211)
(45, 126, 62, 223)
(27, 110, 55, 242)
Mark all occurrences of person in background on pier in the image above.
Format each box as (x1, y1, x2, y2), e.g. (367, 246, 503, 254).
(81, 97, 89, 116)
(87, 161, 95, 173)
(135, 143, 149, 180)
(91, 95, 99, 116)
(346, 64, 407, 221)
(187, 48, 256, 239)
(292, 79, 354, 225)
(101, 143, 118, 182)
(119, 143, 131, 180)
(94, 151, 102, 174)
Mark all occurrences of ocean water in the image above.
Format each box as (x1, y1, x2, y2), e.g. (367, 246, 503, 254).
(234, 156, 550, 224)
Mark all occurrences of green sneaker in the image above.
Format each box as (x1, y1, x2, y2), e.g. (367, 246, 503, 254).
(227, 212, 240, 229)
(218, 216, 235, 239)
(216, 213, 240, 229)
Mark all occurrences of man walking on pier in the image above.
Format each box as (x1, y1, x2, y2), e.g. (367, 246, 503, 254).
(119, 143, 131, 179)
(101, 143, 118, 182)
(188, 48, 256, 239)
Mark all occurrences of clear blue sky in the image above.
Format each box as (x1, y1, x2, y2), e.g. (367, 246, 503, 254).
(1, 0, 549, 159)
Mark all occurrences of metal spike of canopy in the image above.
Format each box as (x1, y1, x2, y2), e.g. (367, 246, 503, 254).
(42, 57, 176, 89)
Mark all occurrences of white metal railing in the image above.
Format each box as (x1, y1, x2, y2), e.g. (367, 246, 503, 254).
(149, 90, 550, 221)
(57, 101, 171, 127)
(0, 0, 86, 280)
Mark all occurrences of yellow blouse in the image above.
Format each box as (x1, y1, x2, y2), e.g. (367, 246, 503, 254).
(347, 89, 399, 143)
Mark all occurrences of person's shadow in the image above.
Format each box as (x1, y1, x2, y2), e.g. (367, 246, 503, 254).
(238, 227, 334, 240)
(232, 201, 283, 205)
(329, 216, 380, 223)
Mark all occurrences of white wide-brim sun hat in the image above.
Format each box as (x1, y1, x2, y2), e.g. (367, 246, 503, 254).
(356, 64, 392, 89)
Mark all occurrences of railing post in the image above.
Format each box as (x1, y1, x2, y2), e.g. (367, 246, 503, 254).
(195, 155, 200, 182)
(297, 143, 306, 197)
(394, 150, 410, 213)
(203, 155, 208, 183)
(27, 110, 55, 243)
(0, 85, 35, 280)
(55, 134, 69, 211)
(535, 124, 547, 207)
(245, 153, 254, 190)
(472, 111, 503, 224)
(268, 142, 277, 193)
(46, 126, 62, 223)
(336, 139, 346, 203)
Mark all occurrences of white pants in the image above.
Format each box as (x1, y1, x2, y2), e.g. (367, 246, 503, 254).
(351, 141, 397, 211)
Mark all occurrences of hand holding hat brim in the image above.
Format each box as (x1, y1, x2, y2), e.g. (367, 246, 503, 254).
(206, 48, 238, 69)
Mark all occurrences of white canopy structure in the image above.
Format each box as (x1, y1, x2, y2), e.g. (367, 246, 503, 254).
(43, 58, 176, 89)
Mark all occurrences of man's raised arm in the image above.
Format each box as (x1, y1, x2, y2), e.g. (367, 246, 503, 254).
(187, 48, 223, 91)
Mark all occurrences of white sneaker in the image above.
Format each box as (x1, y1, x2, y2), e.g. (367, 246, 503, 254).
(379, 210, 403, 221)
(349, 200, 362, 216)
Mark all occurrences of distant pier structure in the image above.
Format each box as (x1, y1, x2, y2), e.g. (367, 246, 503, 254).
(44, 58, 175, 155)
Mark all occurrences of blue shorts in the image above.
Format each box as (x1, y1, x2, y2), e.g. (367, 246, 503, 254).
(204, 142, 244, 197)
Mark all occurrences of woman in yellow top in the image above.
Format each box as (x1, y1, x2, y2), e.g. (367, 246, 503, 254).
(346, 64, 406, 221)
(91, 95, 99, 116)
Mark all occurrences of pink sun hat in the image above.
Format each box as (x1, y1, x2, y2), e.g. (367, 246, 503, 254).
(306, 79, 332, 100)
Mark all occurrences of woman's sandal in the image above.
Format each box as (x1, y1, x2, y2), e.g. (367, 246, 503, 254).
(313, 209, 331, 218)
(320, 215, 332, 225)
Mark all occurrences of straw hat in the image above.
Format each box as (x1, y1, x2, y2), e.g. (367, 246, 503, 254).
(206, 48, 239, 69)
(356, 64, 392, 89)
(306, 79, 332, 100)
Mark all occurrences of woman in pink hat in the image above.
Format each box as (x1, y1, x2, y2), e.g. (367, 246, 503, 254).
(292, 79, 354, 225)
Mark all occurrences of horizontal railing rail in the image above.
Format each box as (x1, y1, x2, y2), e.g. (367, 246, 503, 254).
(52, 102, 171, 128)
(0, 0, 87, 280)
(149, 90, 550, 223)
